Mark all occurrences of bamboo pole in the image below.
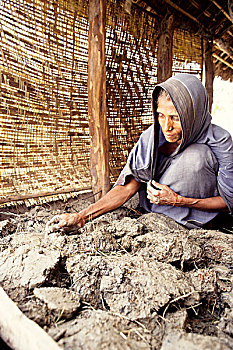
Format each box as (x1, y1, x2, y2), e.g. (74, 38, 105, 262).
(213, 53, 233, 70)
(88, 0, 110, 202)
(0, 288, 61, 350)
(157, 14, 174, 83)
(214, 39, 233, 60)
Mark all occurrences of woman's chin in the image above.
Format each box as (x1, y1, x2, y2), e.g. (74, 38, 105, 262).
(165, 136, 178, 143)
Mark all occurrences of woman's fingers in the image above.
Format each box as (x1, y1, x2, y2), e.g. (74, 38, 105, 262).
(151, 180, 164, 190)
(147, 181, 162, 205)
(147, 181, 161, 196)
(147, 181, 177, 206)
(46, 213, 81, 234)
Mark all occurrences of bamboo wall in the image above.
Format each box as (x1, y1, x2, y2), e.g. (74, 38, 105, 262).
(106, 0, 158, 179)
(0, 0, 90, 206)
(0, 0, 202, 206)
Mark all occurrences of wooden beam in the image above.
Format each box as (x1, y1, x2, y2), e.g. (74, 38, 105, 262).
(133, 2, 162, 20)
(0, 288, 61, 350)
(214, 39, 233, 60)
(157, 14, 174, 83)
(210, 0, 233, 24)
(162, 0, 233, 40)
(204, 39, 214, 112)
(162, 0, 200, 24)
(88, 0, 110, 201)
(216, 23, 233, 38)
(0, 187, 92, 205)
(195, 3, 212, 20)
(213, 53, 233, 70)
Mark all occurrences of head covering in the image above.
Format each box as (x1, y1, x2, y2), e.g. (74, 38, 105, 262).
(117, 73, 233, 223)
(151, 74, 212, 178)
(153, 73, 211, 148)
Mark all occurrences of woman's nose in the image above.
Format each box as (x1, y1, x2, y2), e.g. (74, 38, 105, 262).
(164, 118, 173, 131)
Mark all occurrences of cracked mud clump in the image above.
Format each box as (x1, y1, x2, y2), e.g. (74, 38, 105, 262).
(0, 193, 233, 350)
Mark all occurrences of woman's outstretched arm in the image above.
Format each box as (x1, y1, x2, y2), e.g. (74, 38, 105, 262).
(46, 176, 141, 232)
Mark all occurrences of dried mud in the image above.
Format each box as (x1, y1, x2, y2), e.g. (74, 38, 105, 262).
(0, 193, 232, 350)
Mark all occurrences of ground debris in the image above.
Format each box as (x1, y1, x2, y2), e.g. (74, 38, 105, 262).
(0, 219, 17, 237)
(185, 269, 217, 297)
(0, 195, 232, 350)
(49, 309, 163, 350)
(0, 227, 67, 295)
(188, 229, 233, 265)
(160, 331, 231, 350)
(66, 254, 199, 319)
(0, 245, 61, 290)
(34, 287, 81, 319)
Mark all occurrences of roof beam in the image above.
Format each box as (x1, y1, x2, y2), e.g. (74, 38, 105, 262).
(213, 53, 233, 70)
(210, 16, 227, 36)
(160, 0, 210, 36)
(133, 2, 162, 19)
(161, 0, 233, 39)
(216, 22, 233, 37)
(162, 0, 200, 24)
(210, 0, 233, 24)
(195, 3, 212, 19)
(214, 39, 233, 60)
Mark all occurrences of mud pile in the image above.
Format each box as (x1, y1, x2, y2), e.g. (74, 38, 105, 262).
(0, 193, 232, 350)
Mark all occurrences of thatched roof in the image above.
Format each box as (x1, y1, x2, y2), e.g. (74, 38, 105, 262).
(135, 0, 233, 81)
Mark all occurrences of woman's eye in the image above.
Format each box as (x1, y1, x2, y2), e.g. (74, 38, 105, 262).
(172, 116, 180, 122)
(158, 113, 164, 119)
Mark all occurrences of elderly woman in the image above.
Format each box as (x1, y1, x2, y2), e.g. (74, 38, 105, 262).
(47, 74, 233, 231)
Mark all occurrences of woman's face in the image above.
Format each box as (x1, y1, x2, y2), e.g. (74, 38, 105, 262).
(157, 95, 182, 144)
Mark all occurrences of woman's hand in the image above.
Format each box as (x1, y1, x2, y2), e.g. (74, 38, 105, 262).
(45, 213, 85, 234)
(147, 180, 228, 212)
(147, 180, 178, 206)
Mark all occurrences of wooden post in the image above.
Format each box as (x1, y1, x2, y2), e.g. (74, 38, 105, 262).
(157, 14, 174, 83)
(0, 288, 61, 350)
(88, 0, 110, 201)
(204, 38, 214, 112)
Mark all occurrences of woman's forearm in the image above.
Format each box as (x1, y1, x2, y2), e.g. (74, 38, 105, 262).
(147, 181, 229, 212)
(46, 177, 141, 231)
(79, 178, 141, 222)
(176, 195, 228, 212)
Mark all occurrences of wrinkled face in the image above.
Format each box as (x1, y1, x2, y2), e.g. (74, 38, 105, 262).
(157, 95, 182, 144)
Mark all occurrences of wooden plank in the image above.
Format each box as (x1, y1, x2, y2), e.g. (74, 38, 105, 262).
(88, 0, 110, 201)
(0, 187, 92, 205)
(204, 39, 214, 112)
(157, 15, 174, 83)
(0, 288, 61, 350)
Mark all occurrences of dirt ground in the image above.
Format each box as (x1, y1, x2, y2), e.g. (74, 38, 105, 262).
(0, 192, 232, 350)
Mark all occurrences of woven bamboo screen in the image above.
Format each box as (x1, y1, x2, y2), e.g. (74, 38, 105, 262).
(173, 29, 202, 77)
(106, 0, 158, 179)
(0, 0, 203, 206)
(0, 0, 90, 206)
